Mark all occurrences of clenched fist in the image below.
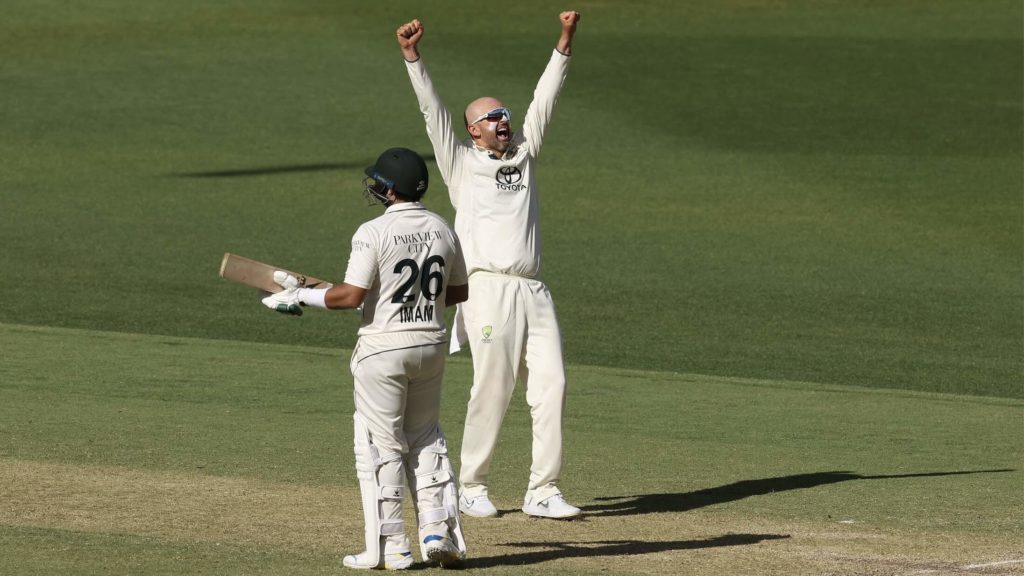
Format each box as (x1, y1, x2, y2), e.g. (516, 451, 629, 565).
(556, 11, 580, 55)
(396, 19, 423, 60)
(560, 11, 580, 31)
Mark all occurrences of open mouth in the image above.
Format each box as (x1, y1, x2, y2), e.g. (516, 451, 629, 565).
(496, 125, 511, 141)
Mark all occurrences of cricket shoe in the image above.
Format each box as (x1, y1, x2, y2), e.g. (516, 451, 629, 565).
(423, 534, 465, 568)
(522, 493, 581, 519)
(342, 550, 414, 570)
(458, 492, 498, 518)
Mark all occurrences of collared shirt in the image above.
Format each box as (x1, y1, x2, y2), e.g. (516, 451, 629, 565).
(405, 50, 571, 280)
(345, 202, 467, 337)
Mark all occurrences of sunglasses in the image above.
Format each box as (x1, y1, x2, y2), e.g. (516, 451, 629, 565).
(471, 107, 511, 124)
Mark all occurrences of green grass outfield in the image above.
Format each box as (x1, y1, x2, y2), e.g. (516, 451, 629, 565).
(1, 323, 1021, 575)
(1, 0, 1022, 574)
(1, 0, 1020, 397)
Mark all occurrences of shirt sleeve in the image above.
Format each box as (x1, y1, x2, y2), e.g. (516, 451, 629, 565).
(448, 230, 468, 286)
(405, 58, 466, 205)
(520, 49, 572, 159)
(343, 224, 378, 289)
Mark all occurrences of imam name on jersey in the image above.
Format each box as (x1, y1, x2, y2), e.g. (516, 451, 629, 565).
(398, 303, 435, 324)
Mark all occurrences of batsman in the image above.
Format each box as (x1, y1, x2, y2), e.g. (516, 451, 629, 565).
(261, 148, 469, 569)
(396, 11, 583, 519)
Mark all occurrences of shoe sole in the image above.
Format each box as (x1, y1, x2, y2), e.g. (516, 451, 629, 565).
(342, 554, 413, 570)
(521, 506, 582, 519)
(459, 505, 498, 518)
(426, 547, 465, 568)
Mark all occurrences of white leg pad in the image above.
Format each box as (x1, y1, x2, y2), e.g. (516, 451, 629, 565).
(406, 425, 467, 560)
(353, 413, 410, 566)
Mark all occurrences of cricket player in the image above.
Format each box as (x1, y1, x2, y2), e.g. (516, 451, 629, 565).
(262, 147, 470, 569)
(395, 11, 582, 520)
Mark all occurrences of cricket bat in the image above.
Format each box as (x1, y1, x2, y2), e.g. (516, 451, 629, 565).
(219, 253, 333, 293)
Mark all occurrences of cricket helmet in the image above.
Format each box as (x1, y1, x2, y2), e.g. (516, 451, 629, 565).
(363, 147, 429, 204)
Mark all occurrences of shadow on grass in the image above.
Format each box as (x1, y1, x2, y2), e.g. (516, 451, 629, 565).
(584, 469, 1016, 517)
(168, 154, 436, 178)
(466, 533, 790, 569)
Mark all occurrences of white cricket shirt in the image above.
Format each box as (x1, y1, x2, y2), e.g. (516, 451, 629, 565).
(405, 50, 571, 280)
(344, 202, 467, 339)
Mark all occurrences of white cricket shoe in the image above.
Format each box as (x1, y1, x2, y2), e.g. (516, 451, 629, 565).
(342, 550, 414, 570)
(458, 492, 498, 518)
(522, 493, 581, 519)
(423, 534, 465, 568)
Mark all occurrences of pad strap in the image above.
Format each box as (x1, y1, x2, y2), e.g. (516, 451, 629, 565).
(380, 519, 405, 536)
(418, 507, 449, 527)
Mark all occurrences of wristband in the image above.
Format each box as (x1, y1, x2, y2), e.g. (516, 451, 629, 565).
(297, 288, 328, 309)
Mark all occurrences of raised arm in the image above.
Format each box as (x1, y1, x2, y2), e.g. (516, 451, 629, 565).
(520, 11, 580, 158)
(396, 19, 465, 202)
(556, 11, 580, 56)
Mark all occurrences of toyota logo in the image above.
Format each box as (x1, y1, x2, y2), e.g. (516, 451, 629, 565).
(496, 166, 523, 185)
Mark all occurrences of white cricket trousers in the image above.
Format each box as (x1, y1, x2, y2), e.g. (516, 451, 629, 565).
(458, 272, 567, 500)
(350, 334, 448, 455)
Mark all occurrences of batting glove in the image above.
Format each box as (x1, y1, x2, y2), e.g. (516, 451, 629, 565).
(261, 271, 303, 316)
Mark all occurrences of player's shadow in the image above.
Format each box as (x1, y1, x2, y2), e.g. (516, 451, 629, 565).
(168, 154, 436, 178)
(465, 533, 791, 569)
(584, 469, 1015, 517)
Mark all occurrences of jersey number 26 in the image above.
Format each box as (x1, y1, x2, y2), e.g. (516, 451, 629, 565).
(391, 255, 445, 304)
